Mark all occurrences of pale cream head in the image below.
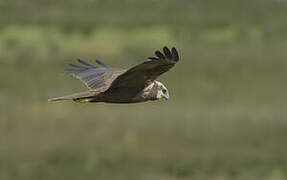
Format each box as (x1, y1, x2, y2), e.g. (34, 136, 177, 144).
(155, 81, 170, 100)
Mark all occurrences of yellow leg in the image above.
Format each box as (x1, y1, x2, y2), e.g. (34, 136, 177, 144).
(73, 98, 93, 103)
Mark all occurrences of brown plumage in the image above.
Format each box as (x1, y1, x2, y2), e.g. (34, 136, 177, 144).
(48, 46, 179, 103)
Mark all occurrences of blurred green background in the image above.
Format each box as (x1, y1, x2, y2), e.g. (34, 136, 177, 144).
(1, 0, 287, 179)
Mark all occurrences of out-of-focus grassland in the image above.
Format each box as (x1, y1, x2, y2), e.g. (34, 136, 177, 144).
(1, 0, 287, 179)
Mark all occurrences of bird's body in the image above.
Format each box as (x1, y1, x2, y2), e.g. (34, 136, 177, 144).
(48, 46, 179, 104)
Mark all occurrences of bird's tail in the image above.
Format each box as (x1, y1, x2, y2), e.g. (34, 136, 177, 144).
(48, 91, 99, 103)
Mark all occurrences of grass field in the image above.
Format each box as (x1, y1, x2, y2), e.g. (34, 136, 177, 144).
(1, 0, 287, 179)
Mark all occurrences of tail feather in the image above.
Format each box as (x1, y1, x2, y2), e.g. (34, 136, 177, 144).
(48, 91, 98, 102)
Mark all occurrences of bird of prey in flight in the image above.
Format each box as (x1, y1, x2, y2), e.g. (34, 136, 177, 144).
(48, 46, 179, 103)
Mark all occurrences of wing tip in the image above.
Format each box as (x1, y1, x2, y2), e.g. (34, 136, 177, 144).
(171, 47, 179, 61)
(96, 59, 110, 68)
(65, 59, 112, 73)
(150, 46, 179, 62)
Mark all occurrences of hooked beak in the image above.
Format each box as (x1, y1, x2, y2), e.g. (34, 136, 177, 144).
(163, 93, 170, 101)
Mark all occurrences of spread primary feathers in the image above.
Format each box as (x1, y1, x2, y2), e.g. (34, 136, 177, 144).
(48, 46, 179, 103)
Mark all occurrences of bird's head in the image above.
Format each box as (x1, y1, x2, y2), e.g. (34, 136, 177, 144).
(155, 81, 170, 100)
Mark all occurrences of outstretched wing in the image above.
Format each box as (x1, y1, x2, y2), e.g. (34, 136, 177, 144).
(66, 59, 126, 91)
(107, 46, 179, 91)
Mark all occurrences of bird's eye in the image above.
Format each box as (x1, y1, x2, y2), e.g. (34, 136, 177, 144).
(162, 89, 167, 93)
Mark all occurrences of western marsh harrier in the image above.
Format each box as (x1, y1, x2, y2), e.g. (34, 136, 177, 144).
(48, 46, 179, 103)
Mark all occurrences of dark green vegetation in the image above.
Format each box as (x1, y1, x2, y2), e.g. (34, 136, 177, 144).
(1, 0, 287, 179)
